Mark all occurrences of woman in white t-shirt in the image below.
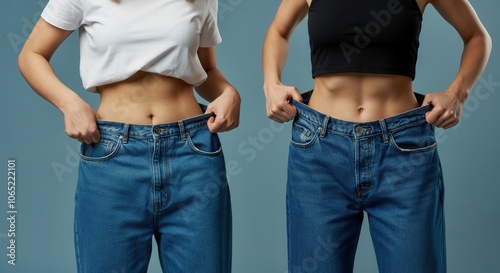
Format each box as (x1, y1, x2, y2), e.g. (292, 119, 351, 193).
(18, 0, 239, 272)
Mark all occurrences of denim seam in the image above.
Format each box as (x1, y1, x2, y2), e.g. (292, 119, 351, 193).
(290, 122, 321, 148)
(97, 121, 209, 138)
(297, 113, 322, 127)
(326, 129, 352, 137)
(79, 137, 123, 162)
(122, 124, 130, 143)
(388, 136, 437, 154)
(289, 132, 320, 148)
(186, 134, 223, 156)
(98, 130, 204, 140)
(386, 119, 429, 134)
(354, 132, 384, 140)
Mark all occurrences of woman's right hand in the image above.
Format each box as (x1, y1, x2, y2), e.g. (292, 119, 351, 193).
(264, 83, 303, 123)
(62, 99, 100, 144)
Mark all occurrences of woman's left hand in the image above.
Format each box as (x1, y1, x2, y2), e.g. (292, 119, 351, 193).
(205, 87, 241, 133)
(422, 91, 466, 129)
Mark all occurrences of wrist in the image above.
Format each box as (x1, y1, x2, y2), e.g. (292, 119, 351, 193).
(220, 85, 238, 98)
(446, 75, 471, 103)
(445, 85, 469, 103)
(58, 92, 85, 114)
(263, 80, 282, 92)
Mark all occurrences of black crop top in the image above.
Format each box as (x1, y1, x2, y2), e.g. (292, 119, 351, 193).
(308, 0, 422, 80)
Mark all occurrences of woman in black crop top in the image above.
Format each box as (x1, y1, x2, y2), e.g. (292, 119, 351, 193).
(263, 0, 491, 272)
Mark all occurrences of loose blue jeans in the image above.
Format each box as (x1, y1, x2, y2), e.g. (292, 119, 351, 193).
(287, 91, 446, 273)
(75, 111, 231, 273)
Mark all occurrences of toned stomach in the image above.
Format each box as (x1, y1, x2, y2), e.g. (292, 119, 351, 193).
(309, 73, 420, 122)
(96, 71, 203, 125)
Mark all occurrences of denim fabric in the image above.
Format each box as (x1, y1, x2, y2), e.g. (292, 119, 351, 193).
(287, 91, 446, 273)
(75, 111, 232, 273)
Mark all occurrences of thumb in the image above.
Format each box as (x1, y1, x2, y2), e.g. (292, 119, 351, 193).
(206, 116, 221, 133)
(207, 115, 216, 124)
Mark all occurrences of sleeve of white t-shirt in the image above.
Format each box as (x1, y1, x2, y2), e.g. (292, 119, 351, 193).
(199, 0, 222, 47)
(41, 0, 83, 31)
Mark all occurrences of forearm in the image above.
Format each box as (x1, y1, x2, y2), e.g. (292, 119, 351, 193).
(195, 67, 237, 102)
(262, 27, 290, 88)
(447, 31, 492, 101)
(18, 51, 82, 112)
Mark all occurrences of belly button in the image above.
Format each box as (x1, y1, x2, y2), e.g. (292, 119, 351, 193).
(357, 107, 364, 114)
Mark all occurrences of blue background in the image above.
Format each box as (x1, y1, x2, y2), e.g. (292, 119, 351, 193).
(1, 0, 499, 272)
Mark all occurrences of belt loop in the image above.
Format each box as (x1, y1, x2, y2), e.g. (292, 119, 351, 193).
(319, 116, 329, 138)
(379, 119, 389, 144)
(178, 121, 187, 141)
(121, 124, 130, 144)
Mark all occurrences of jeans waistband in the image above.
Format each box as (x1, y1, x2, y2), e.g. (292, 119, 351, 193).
(291, 90, 432, 139)
(95, 104, 212, 142)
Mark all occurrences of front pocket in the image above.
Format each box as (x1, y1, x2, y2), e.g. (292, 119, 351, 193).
(186, 126, 222, 156)
(389, 122, 437, 154)
(80, 135, 122, 162)
(290, 121, 320, 148)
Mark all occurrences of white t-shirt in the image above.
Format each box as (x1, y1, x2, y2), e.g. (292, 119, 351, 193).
(41, 0, 222, 92)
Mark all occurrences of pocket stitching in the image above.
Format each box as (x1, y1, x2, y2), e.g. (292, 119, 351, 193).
(80, 137, 122, 162)
(290, 122, 320, 148)
(388, 134, 437, 154)
(186, 133, 222, 156)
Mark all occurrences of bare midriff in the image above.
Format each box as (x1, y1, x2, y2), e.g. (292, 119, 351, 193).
(96, 71, 203, 125)
(309, 73, 420, 123)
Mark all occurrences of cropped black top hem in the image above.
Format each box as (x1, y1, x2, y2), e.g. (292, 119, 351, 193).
(312, 67, 415, 81)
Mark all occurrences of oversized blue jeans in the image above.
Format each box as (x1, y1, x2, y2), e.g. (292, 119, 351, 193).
(75, 111, 231, 273)
(287, 91, 446, 273)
